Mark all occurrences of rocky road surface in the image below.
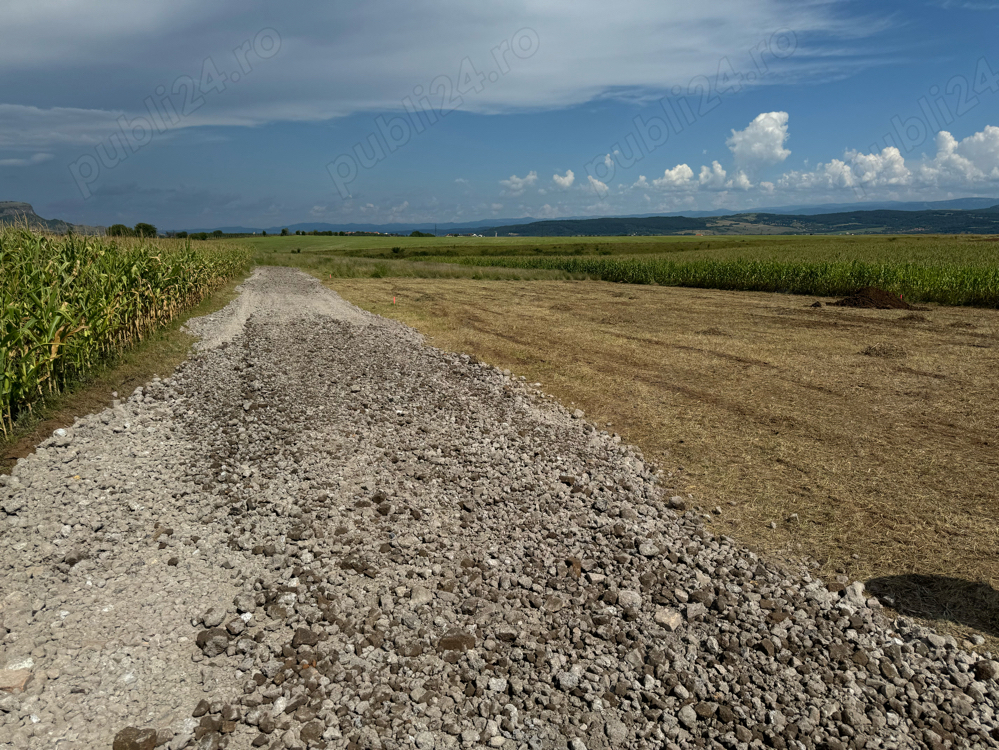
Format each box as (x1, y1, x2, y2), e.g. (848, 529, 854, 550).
(1, 267, 997, 750)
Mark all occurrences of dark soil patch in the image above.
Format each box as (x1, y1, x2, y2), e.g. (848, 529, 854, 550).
(832, 287, 921, 310)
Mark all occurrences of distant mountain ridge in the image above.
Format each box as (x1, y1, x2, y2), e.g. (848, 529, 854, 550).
(8, 196, 998, 238)
(480, 206, 999, 237)
(0, 202, 104, 235)
(178, 217, 537, 235)
(174, 197, 999, 236)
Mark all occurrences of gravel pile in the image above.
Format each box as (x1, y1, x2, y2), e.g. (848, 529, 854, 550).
(1, 267, 996, 750)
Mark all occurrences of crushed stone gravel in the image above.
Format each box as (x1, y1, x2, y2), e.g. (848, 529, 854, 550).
(1, 267, 997, 750)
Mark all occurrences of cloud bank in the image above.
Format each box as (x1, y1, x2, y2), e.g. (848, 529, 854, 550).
(0, 1, 859, 148)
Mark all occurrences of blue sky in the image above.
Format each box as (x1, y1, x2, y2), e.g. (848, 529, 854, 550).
(1, 0, 998, 229)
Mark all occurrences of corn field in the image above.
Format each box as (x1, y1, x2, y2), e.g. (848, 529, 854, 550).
(425, 255, 999, 307)
(0, 228, 248, 436)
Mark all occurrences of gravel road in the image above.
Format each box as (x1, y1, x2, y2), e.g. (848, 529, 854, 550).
(1, 267, 996, 750)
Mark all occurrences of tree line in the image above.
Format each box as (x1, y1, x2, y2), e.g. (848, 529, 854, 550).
(107, 223, 158, 238)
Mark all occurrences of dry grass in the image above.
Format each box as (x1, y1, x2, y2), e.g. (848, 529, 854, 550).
(0, 271, 249, 475)
(329, 277, 999, 649)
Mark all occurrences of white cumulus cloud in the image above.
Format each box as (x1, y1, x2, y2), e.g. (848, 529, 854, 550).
(499, 171, 538, 196)
(653, 164, 695, 189)
(917, 126, 999, 184)
(633, 164, 696, 190)
(587, 175, 609, 195)
(778, 146, 911, 190)
(699, 161, 728, 188)
(553, 169, 575, 189)
(727, 112, 791, 173)
(728, 170, 753, 190)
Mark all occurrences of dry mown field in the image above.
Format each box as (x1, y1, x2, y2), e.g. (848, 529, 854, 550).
(330, 277, 999, 647)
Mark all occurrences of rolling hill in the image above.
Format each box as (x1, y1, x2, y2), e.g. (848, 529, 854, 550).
(0, 202, 104, 235)
(479, 206, 999, 237)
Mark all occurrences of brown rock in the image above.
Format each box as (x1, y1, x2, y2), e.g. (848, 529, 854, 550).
(112, 726, 157, 750)
(398, 642, 424, 657)
(196, 628, 230, 657)
(258, 715, 277, 734)
(974, 660, 999, 682)
(695, 702, 718, 719)
(292, 628, 319, 648)
(300, 719, 325, 743)
(0, 669, 31, 693)
(63, 549, 89, 566)
(437, 630, 476, 652)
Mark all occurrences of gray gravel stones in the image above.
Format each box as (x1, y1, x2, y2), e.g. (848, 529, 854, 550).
(1, 267, 998, 750)
(556, 671, 579, 692)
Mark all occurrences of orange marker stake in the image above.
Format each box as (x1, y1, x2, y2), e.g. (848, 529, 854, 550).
(393, 296, 396, 305)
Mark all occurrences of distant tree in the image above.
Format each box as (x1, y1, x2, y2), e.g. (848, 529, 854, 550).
(280, 228, 289, 236)
(212, 230, 224, 237)
(134, 222, 158, 238)
(107, 224, 133, 237)
(196, 232, 209, 240)
(261, 230, 267, 236)
(175, 231, 188, 238)
(410, 230, 434, 238)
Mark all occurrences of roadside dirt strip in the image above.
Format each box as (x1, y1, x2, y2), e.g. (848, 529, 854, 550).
(1, 267, 996, 750)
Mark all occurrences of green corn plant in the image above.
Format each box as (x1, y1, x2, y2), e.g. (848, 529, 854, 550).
(0, 227, 248, 434)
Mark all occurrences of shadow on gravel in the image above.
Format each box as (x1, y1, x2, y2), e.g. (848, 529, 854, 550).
(866, 574, 999, 637)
